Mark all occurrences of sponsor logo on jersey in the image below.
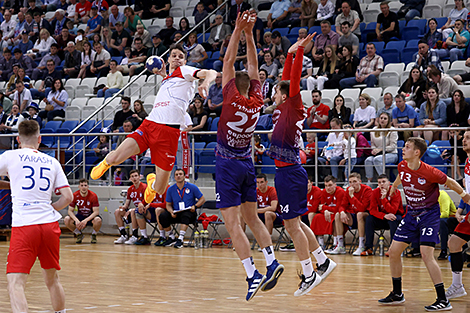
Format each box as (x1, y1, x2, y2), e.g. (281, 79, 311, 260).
(418, 177, 426, 185)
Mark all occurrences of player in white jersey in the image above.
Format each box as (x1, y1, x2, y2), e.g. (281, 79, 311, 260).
(91, 44, 217, 204)
(446, 130, 470, 300)
(0, 120, 73, 313)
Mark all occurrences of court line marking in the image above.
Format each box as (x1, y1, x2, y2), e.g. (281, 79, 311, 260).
(108, 305, 121, 307)
(132, 303, 145, 305)
(84, 307, 97, 309)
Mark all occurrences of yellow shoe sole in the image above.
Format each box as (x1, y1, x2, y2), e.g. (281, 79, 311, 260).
(144, 173, 157, 203)
(90, 159, 110, 180)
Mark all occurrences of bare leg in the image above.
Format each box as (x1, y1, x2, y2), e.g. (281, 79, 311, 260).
(308, 212, 316, 225)
(389, 240, 409, 278)
(151, 166, 172, 195)
(421, 245, 444, 285)
(130, 209, 138, 230)
(264, 211, 276, 235)
(114, 209, 126, 227)
(449, 234, 467, 253)
(63, 216, 75, 232)
(300, 221, 320, 252)
(42, 269, 65, 312)
(92, 217, 102, 232)
(241, 202, 273, 249)
(221, 205, 251, 260)
(106, 138, 141, 166)
(284, 217, 310, 260)
(7, 273, 28, 313)
(357, 212, 368, 238)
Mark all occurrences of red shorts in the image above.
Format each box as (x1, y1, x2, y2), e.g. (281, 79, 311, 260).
(310, 213, 335, 235)
(7, 222, 61, 274)
(127, 119, 181, 171)
(455, 212, 470, 236)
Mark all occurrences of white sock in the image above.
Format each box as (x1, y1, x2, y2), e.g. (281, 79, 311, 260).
(159, 230, 165, 237)
(179, 230, 186, 240)
(312, 247, 328, 265)
(242, 257, 256, 278)
(55, 310, 66, 313)
(262, 246, 275, 266)
(359, 237, 365, 248)
(338, 235, 344, 247)
(452, 271, 463, 286)
(140, 229, 148, 238)
(73, 229, 81, 235)
(333, 236, 338, 246)
(118, 226, 124, 231)
(92, 230, 97, 235)
(166, 231, 175, 239)
(317, 236, 324, 246)
(300, 258, 314, 278)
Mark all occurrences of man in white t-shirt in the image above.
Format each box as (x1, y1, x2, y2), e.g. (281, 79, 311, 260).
(91, 44, 217, 204)
(12, 81, 33, 112)
(1, 120, 73, 313)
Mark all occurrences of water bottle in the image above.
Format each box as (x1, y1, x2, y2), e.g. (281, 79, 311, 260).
(201, 230, 206, 248)
(203, 230, 209, 248)
(194, 231, 199, 249)
(379, 236, 385, 256)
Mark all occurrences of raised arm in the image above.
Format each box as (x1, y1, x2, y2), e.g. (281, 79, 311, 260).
(222, 11, 246, 87)
(243, 12, 259, 81)
(286, 34, 315, 96)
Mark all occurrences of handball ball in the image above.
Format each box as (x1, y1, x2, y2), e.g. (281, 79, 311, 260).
(300, 150, 307, 164)
(146, 56, 164, 73)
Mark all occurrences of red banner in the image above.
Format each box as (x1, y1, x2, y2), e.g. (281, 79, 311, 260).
(181, 131, 190, 178)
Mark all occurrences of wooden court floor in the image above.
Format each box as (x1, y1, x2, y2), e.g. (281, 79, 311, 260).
(0, 235, 469, 313)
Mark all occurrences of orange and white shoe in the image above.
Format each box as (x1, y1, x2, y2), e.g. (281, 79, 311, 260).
(360, 249, 374, 256)
(90, 158, 111, 180)
(144, 173, 157, 203)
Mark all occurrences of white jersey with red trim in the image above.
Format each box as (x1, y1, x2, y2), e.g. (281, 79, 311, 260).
(147, 65, 199, 126)
(465, 157, 470, 193)
(0, 148, 70, 227)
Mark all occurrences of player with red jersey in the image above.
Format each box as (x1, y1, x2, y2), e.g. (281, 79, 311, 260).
(215, 12, 284, 301)
(379, 137, 470, 311)
(1, 120, 73, 313)
(305, 176, 322, 224)
(64, 178, 101, 244)
(114, 170, 147, 245)
(446, 130, 470, 300)
(90, 43, 217, 205)
(268, 34, 336, 296)
(256, 173, 282, 235)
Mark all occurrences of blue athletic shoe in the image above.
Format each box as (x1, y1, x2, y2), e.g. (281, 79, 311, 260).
(261, 260, 284, 292)
(246, 270, 266, 301)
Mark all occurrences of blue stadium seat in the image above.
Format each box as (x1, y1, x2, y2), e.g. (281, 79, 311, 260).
(111, 56, 123, 64)
(373, 41, 385, 55)
(211, 51, 220, 59)
(359, 22, 366, 32)
(289, 27, 307, 34)
(52, 128, 72, 148)
(385, 40, 406, 51)
(406, 39, 420, 48)
(40, 128, 55, 148)
(193, 142, 206, 170)
(60, 120, 79, 131)
(271, 28, 289, 37)
(79, 120, 96, 132)
(406, 19, 427, 35)
(43, 120, 62, 132)
(435, 17, 447, 29)
(308, 26, 321, 34)
(261, 153, 276, 174)
(401, 27, 420, 41)
(287, 34, 298, 44)
(361, 22, 377, 43)
(198, 142, 217, 174)
(402, 47, 417, 64)
(256, 114, 273, 130)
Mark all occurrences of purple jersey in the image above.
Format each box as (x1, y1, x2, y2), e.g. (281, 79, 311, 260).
(267, 93, 306, 164)
(216, 78, 263, 159)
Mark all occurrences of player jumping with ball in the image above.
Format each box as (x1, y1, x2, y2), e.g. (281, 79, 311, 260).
(90, 45, 217, 204)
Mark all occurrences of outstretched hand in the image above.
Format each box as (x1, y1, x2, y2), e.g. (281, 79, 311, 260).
(288, 33, 316, 54)
(235, 11, 255, 32)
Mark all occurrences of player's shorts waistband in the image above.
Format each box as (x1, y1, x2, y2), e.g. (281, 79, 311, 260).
(165, 124, 180, 129)
(406, 204, 440, 217)
(276, 163, 301, 171)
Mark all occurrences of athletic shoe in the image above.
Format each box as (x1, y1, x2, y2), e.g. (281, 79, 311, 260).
(353, 247, 365, 256)
(316, 258, 337, 280)
(90, 158, 110, 180)
(144, 173, 157, 204)
(76, 233, 84, 244)
(261, 260, 284, 292)
(174, 239, 184, 249)
(154, 237, 167, 246)
(135, 237, 151, 245)
(294, 272, 322, 296)
(446, 284, 467, 300)
(325, 246, 336, 254)
(279, 243, 295, 252)
(329, 245, 346, 255)
(378, 292, 405, 305)
(91, 234, 97, 244)
(114, 235, 127, 244)
(162, 237, 176, 247)
(406, 248, 421, 258)
(424, 299, 452, 311)
(438, 251, 448, 260)
(361, 248, 374, 256)
(385, 251, 390, 257)
(125, 236, 138, 245)
(246, 270, 266, 301)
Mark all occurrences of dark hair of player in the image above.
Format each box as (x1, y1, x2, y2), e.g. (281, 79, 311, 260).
(407, 137, 428, 158)
(277, 80, 290, 97)
(175, 168, 186, 175)
(349, 172, 361, 180)
(18, 120, 39, 138)
(377, 174, 389, 180)
(324, 175, 336, 183)
(79, 178, 89, 184)
(169, 43, 187, 60)
(129, 169, 139, 176)
(256, 173, 267, 180)
(235, 71, 250, 95)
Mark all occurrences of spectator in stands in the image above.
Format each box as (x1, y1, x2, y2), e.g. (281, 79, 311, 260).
(376, 93, 395, 122)
(189, 96, 208, 142)
(364, 112, 398, 185)
(335, 124, 357, 182)
(5, 65, 20, 97)
(300, 0, 318, 28)
(91, 0, 109, 13)
(126, 37, 147, 76)
(41, 0, 59, 12)
(260, 51, 278, 84)
(51, 9, 68, 37)
(39, 78, 67, 121)
(367, 2, 399, 43)
(12, 49, 34, 78)
(148, 34, 166, 59)
(353, 93, 376, 133)
(208, 14, 230, 51)
(75, 0, 91, 24)
(32, 59, 62, 99)
(307, 45, 336, 91)
(10, 67, 31, 95)
(270, 30, 292, 61)
(443, 19, 470, 63)
(392, 94, 416, 141)
(157, 16, 177, 48)
(27, 0, 44, 16)
(229, 0, 251, 26)
(132, 23, 151, 49)
(315, 0, 334, 25)
(29, 28, 57, 59)
(441, 0, 469, 39)
(175, 17, 191, 41)
(338, 22, 359, 57)
(453, 57, 470, 84)
(324, 45, 358, 90)
(85, 6, 103, 39)
(442, 90, 470, 141)
(23, 12, 37, 38)
(207, 71, 223, 116)
(340, 43, 383, 89)
(96, 59, 123, 99)
(109, 5, 125, 31)
(335, 1, 360, 37)
(117, 47, 132, 74)
(131, 100, 147, 128)
(414, 86, 447, 143)
(34, 12, 53, 36)
(0, 103, 24, 137)
(24, 102, 42, 126)
(362, 174, 403, 256)
(159, 169, 205, 248)
(77, 41, 94, 79)
(266, 0, 289, 29)
(398, 66, 427, 108)
(0, 30, 9, 54)
(1, 11, 17, 46)
(194, 2, 210, 33)
(311, 20, 339, 67)
(0, 92, 13, 114)
(111, 96, 134, 132)
(328, 95, 351, 125)
(67, 20, 78, 36)
(31, 44, 60, 80)
(137, 0, 170, 19)
(335, 0, 363, 21)
(172, 31, 183, 44)
(184, 32, 208, 68)
(123, 7, 143, 36)
(258, 69, 274, 114)
(109, 21, 131, 56)
(319, 117, 344, 170)
(233, 31, 247, 71)
(65, 0, 76, 18)
(12, 81, 32, 112)
(428, 64, 459, 104)
(396, 0, 425, 22)
(100, 7, 110, 26)
(422, 18, 446, 59)
(16, 30, 33, 54)
(11, 12, 26, 46)
(86, 41, 110, 78)
(415, 39, 443, 76)
(437, 190, 458, 260)
(306, 90, 330, 132)
(54, 27, 74, 58)
(247, 9, 265, 49)
(257, 32, 272, 63)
